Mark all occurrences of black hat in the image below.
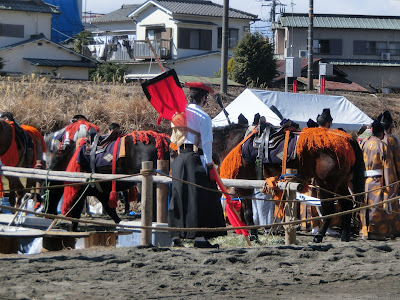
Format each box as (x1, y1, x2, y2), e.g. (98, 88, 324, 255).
(71, 114, 88, 123)
(238, 114, 248, 125)
(0, 112, 14, 121)
(307, 118, 318, 128)
(371, 119, 384, 136)
(317, 108, 333, 124)
(378, 110, 393, 129)
(108, 123, 120, 131)
(252, 113, 260, 125)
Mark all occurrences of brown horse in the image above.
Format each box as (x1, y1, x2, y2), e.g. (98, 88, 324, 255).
(214, 123, 365, 243)
(0, 118, 46, 207)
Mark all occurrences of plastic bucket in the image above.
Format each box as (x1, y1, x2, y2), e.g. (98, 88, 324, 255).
(0, 197, 12, 214)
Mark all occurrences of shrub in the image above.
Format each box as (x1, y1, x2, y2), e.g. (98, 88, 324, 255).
(90, 62, 128, 83)
(231, 32, 276, 87)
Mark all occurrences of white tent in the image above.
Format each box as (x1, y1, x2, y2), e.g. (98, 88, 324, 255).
(212, 89, 373, 131)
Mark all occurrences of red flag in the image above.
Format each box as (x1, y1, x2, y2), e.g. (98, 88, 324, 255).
(141, 69, 187, 125)
(209, 166, 249, 236)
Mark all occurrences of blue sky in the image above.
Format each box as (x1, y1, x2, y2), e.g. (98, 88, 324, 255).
(84, 0, 400, 39)
(85, 0, 400, 17)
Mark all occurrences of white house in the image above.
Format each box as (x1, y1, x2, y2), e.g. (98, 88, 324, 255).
(273, 13, 400, 91)
(0, 0, 96, 80)
(89, 0, 258, 79)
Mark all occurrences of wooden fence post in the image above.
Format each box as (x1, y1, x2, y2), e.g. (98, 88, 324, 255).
(284, 189, 298, 245)
(277, 181, 301, 245)
(156, 160, 169, 223)
(141, 161, 153, 245)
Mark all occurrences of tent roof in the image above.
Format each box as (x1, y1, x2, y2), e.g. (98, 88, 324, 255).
(212, 89, 373, 132)
(212, 89, 282, 127)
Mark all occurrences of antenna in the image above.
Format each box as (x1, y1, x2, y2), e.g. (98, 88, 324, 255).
(289, 0, 296, 57)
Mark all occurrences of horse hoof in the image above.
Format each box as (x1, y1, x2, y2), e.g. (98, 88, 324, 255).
(341, 232, 351, 242)
(313, 234, 323, 243)
(249, 235, 258, 242)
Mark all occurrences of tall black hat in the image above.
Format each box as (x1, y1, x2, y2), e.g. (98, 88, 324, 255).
(317, 108, 333, 123)
(371, 119, 384, 136)
(378, 110, 393, 128)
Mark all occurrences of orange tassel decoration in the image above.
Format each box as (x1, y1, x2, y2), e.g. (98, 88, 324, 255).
(296, 128, 355, 170)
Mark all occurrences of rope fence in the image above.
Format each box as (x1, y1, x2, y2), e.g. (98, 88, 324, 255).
(1, 164, 400, 246)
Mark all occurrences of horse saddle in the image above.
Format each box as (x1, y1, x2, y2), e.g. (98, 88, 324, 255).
(79, 130, 122, 173)
(242, 123, 298, 164)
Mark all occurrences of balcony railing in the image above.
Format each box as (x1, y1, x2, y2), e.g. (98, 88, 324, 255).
(133, 39, 171, 59)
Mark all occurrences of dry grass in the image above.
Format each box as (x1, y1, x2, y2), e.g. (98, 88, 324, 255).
(1, 75, 400, 136)
(0, 75, 164, 134)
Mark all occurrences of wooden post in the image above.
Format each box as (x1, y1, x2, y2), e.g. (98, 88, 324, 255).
(156, 160, 169, 223)
(141, 161, 154, 245)
(284, 189, 298, 245)
(277, 181, 301, 245)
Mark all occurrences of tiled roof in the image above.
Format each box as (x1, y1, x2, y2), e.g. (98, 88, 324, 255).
(0, 0, 59, 14)
(91, 4, 140, 23)
(275, 13, 400, 30)
(0, 34, 45, 51)
(24, 58, 96, 68)
(0, 34, 97, 63)
(131, 0, 258, 20)
(297, 77, 369, 93)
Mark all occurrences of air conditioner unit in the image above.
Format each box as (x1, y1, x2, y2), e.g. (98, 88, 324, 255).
(299, 50, 308, 58)
(381, 52, 391, 61)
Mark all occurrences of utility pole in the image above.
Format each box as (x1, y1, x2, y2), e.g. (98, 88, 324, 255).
(260, 0, 286, 43)
(220, 0, 229, 94)
(307, 0, 314, 90)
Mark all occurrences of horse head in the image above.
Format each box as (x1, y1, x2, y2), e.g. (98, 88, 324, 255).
(44, 128, 65, 168)
(0, 119, 13, 157)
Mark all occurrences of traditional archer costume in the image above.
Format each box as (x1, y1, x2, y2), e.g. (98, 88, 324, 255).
(168, 82, 226, 247)
(361, 119, 398, 239)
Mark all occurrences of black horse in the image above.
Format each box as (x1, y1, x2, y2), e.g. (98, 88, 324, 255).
(45, 130, 170, 231)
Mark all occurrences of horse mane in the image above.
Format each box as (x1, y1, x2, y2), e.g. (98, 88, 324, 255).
(213, 123, 248, 166)
(127, 131, 170, 160)
(213, 123, 248, 137)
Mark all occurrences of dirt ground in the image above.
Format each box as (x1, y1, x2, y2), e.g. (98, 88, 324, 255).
(1, 231, 400, 300)
(2, 80, 400, 299)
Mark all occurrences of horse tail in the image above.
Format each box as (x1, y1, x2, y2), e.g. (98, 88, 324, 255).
(349, 138, 365, 203)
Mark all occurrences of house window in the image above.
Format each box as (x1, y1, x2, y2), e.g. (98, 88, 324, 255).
(178, 28, 212, 50)
(0, 23, 24, 38)
(146, 29, 162, 40)
(189, 30, 200, 49)
(313, 39, 342, 55)
(354, 40, 388, 55)
(218, 28, 239, 48)
(388, 42, 400, 56)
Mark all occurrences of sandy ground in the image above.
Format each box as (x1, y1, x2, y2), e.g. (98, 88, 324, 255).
(1, 232, 400, 300)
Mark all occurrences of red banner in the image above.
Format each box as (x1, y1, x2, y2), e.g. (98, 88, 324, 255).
(141, 69, 187, 125)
